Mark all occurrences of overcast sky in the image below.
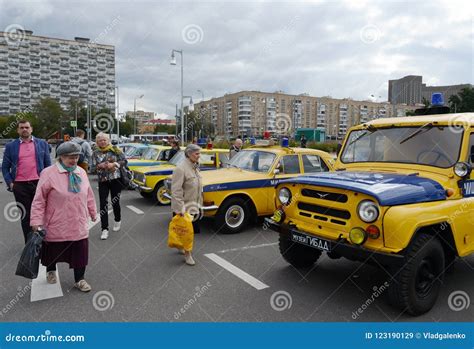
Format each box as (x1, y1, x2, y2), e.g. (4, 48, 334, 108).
(1, 0, 473, 118)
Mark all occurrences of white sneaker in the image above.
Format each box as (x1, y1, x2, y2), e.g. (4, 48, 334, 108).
(113, 221, 121, 232)
(100, 229, 109, 240)
(185, 253, 195, 266)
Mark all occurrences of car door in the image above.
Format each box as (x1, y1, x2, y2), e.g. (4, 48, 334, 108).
(461, 132, 474, 254)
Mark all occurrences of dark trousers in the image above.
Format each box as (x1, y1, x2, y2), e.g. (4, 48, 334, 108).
(98, 179, 122, 230)
(46, 264, 86, 283)
(12, 180, 39, 244)
(172, 213, 201, 234)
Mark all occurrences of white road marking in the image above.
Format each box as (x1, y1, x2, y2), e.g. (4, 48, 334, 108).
(217, 242, 278, 254)
(31, 264, 63, 302)
(126, 205, 144, 215)
(204, 253, 269, 290)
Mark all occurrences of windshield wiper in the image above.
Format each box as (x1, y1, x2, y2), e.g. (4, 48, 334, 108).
(399, 122, 433, 144)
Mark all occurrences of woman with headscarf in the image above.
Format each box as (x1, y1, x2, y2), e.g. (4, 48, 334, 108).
(93, 132, 127, 240)
(30, 142, 97, 292)
(170, 144, 203, 266)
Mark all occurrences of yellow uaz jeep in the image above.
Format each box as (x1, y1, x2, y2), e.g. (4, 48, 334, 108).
(267, 112, 474, 315)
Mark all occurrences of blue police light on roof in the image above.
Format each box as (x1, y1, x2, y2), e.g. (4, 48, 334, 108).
(431, 93, 444, 106)
(281, 137, 289, 147)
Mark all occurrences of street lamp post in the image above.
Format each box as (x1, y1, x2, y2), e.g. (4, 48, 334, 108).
(170, 49, 184, 144)
(197, 89, 204, 138)
(183, 95, 193, 141)
(109, 87, 120, 141)
(134, 94, 144, 135)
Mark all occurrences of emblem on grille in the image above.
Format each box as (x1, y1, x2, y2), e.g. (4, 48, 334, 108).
(317, 193, 329, 198)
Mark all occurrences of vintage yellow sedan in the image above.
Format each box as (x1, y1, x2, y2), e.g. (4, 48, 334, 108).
(127, 145, 172, 171)
(167, 143, 334, 234)
(133, 148, 230, 204)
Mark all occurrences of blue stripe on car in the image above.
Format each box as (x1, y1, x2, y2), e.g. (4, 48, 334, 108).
(203, 178, 291, 192)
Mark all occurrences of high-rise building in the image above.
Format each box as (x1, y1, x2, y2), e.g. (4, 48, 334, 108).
(195, 91, 416, 140)
(388, 75, 472, 106)
(0, 29, 115, 115)
(388, 75, 423, 105)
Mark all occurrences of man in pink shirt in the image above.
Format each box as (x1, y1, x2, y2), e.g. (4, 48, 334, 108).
(2, 120, 51, 243)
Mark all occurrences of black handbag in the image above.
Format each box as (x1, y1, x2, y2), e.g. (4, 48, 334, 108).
(119, 165, 133, 188)
(15, 229, 46, 279)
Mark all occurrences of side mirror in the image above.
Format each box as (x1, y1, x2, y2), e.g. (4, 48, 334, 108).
(470, 145, 474, 163)
(273, 169, 280, 176)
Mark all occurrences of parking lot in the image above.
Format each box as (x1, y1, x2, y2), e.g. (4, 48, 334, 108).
(1, 169, 473, 323)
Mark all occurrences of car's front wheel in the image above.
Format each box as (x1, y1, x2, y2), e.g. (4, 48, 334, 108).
(153, 182, 171, 205)
(279, 231, 322, 268)
(387, 234, 445, 315)
(215, 197, 250, 234)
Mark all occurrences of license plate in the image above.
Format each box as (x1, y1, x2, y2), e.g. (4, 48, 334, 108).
(462, 180, 474, 198)
(290, 231, 331, 252)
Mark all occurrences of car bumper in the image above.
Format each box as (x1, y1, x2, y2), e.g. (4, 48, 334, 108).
(162, 193, 218, 211)
(264, 218, 404, 266)
(133, 182, 152, 192)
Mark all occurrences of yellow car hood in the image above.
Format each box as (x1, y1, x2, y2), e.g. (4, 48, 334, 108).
(201, 168, 267, 186)
(133, 164, 176, 175)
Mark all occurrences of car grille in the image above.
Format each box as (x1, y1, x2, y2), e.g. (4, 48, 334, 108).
(297, 199, 351, 226)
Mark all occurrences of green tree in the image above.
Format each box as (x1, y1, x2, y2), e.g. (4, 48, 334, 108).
(154, 124, 176, 134)
(32, 97, 64, 139)
(119, 116, 134, 137)
(449, 87, 474, 113)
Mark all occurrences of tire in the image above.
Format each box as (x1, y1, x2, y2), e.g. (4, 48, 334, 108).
(387, 234, 445, 316)
(215, 197, 250, 234)
(279, 231, 322, 268)
(153, 182, 171, 205)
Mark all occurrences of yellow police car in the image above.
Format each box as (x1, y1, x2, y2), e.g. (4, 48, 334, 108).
(127, 145, 171, 171)
(133, 148, 229, 204)
(267, 105, 474, 315)
(183, 141, 334, 234)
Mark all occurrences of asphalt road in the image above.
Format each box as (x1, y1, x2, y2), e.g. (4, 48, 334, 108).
(0, 157, 473, 322)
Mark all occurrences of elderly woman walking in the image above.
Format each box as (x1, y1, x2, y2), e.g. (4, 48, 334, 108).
(93, 132, 127, 240)
(171, 144, 203, 266)
(30, 142, 97, 292)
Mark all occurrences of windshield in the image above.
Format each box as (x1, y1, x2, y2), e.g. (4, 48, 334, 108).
(340, 126, 463, 168)
(169, 151, 185, 165)
(141, 148, 160, 160)
(125, 146, 146, 157)
(228, 150, 276, 172)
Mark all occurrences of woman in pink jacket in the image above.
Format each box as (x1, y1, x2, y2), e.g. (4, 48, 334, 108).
(30, 142, 97, 292)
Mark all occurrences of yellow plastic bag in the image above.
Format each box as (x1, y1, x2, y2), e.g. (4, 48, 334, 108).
(168, 213, 194, 251)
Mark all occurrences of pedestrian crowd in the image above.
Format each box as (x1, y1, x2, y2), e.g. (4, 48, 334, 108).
(1, 121, 241, 292)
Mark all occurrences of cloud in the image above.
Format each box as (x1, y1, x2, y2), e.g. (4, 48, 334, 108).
(1, 0, 472, 118)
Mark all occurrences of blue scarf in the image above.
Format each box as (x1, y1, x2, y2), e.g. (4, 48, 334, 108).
(59, 161, 82, 193)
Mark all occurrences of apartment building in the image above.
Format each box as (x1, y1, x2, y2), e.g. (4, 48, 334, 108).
(0, 29, 115, 115)
(195, 91, 416, 140)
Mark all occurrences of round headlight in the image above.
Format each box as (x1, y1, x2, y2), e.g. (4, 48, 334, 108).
(357, 200, 379, 223)
(278, 187, 292, 205)
(454, 162, 472, 178)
